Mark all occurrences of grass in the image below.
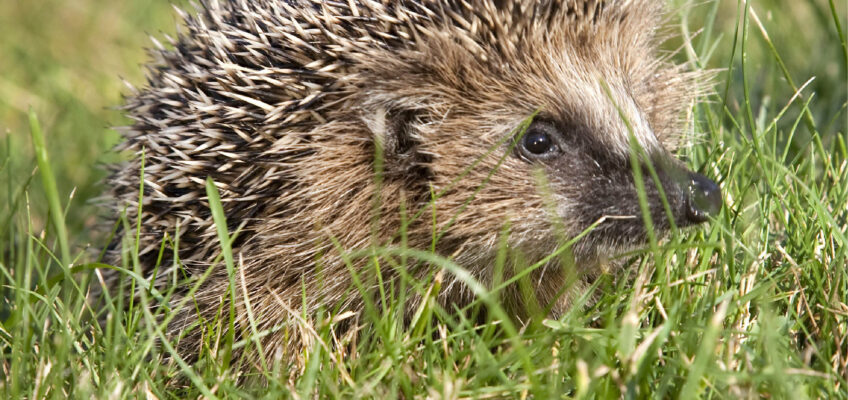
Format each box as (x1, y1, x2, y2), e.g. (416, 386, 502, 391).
(1, 0, 846, 398)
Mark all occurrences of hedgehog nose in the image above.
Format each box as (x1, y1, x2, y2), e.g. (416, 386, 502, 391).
(685, 172, 722, 223)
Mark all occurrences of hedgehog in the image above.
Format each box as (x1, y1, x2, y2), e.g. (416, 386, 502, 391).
(105, 0, 722, 369)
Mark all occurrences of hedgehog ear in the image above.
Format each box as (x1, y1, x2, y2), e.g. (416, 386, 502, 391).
(366, 107, 432, 184)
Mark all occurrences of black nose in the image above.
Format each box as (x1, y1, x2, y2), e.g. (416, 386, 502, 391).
(685, 172, 722, 223)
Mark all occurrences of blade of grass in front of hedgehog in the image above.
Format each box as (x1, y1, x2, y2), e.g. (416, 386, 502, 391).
(205, 177, 239, 371)
(368, 245, 542, 392)
(430, 111, 540, 247)
(136, 263, 219, 399)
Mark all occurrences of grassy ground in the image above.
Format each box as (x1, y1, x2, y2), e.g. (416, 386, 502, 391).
(1, 0, 846, 398)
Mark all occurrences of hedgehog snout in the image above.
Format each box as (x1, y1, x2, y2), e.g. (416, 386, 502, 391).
(661, 162, 722, 226)
(683, 172, 722, 223)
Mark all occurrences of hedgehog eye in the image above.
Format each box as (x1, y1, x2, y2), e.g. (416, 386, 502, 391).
(523, 130, 553, 154)
(519, 122, 559, 158)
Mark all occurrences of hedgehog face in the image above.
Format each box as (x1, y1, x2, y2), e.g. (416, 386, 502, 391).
(506, 65, 722, 260)
(361, 0, 722, 271)
(511, 115, 722, 257)
(394, 81, 721, 270)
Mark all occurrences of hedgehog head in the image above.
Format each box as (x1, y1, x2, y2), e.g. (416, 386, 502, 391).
(339, 1, 722, 267)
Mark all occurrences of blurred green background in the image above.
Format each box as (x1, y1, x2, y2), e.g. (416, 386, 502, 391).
(0, 0, 187, 240)
(0, 0, 845, 244)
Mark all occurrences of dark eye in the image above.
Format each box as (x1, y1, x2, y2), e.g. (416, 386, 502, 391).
(519, 122, 559, 158)
(523, 129, 554, 154)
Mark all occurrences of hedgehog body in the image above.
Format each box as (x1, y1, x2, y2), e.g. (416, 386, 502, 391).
(108, 0, 720, 367)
